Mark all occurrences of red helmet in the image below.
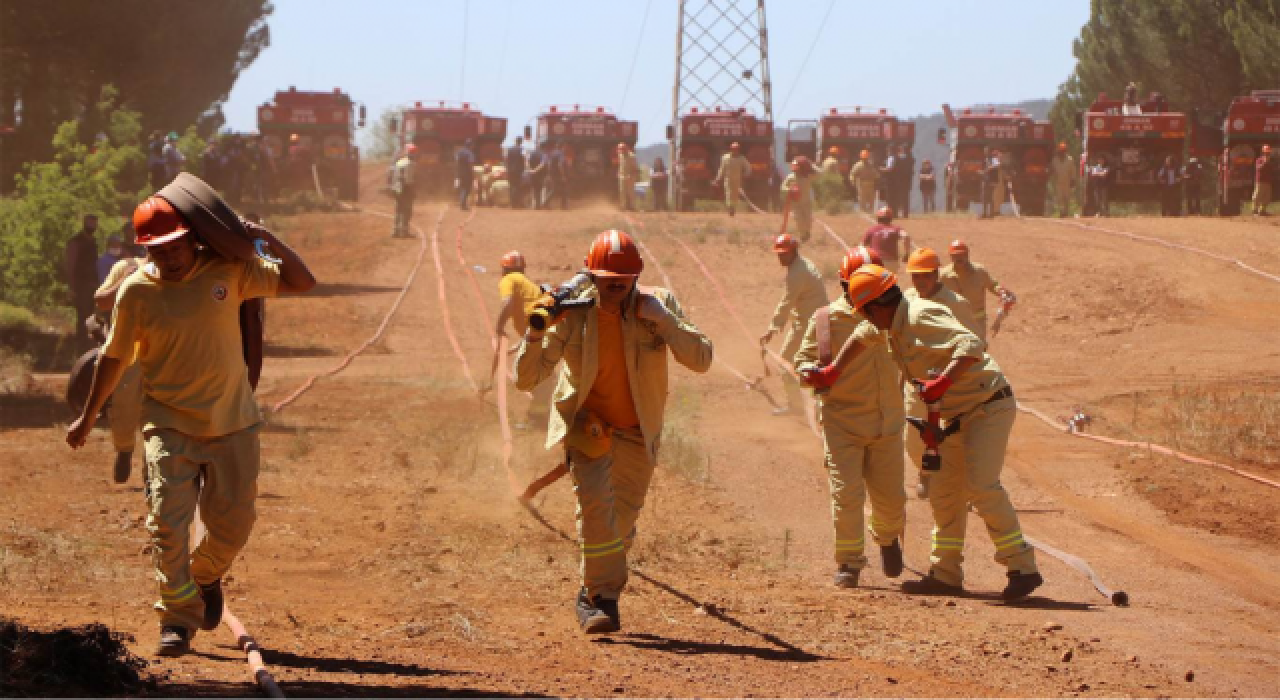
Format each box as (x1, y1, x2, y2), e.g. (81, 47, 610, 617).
(617, 142, 627, 151)
(730, 142, 741, 151)
(585, 230, 644, 277)
(948, 239, 970, 254)
(875, 206, 893, 223)
(405, 143, 418, 155)
(839, 246, 883, 280)
(772, 234, 797, 253)
(500, 250, 526, 269)
(132, 196, 190, 247)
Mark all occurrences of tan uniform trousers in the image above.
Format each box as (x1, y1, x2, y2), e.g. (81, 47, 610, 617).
(991, 179, 1006, 211)
(823, 419, 907, 569)
(619, 177, 636, 211)
(1053, 185, 1072, 217)
(724, 178, 745, 212)
(927, 397, 1036, 585)
(779, 319, 806, 409)
(792, 199, 813, 241)
(526, 374, 554, 424)
(903, 389, 926, 475)
(110, 363, 144, 453)
(570, 426, 653, 600)
(971, 310, 989, 342)
(1253, 182, 1272, 214)
(856, 180, 877, 213)
(146, 423, 261, 631)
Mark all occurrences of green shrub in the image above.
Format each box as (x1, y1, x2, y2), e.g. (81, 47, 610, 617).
(0, 302, 38, 333)
(811, 172, 848, 213)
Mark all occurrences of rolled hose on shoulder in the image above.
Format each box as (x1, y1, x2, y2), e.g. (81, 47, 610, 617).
(528, 298, 595, 331)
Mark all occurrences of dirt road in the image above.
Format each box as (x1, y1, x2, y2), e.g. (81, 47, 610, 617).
(2, 195, 1277, 696)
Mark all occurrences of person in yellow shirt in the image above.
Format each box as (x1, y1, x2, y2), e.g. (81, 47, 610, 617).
(794, 249, 906, 589)
(759, 234, 829, 416)
(515, 230, 712, 635)
(94, 252, 147, 484)
(849, 149, 881, 214)
(902, 248, 981, 500)
(939, 239, 1015, 341)
(713, 142, 753, 216)
(780, 156, 816, 241)
(828, 264, 1042, 602)
(66, 195, 316, 657)
(489, 250, 552, 428)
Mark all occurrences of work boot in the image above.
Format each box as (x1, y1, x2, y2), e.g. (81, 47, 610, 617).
(901, 574, 964, 597)
(833, 565, 860, 589)
(575, 588, 619, 634)
(916, 473, 931, 499)
(728, 208, 736, 217)
(155, 625, 191, 657)
(112, 451, 132, 484)
(199, 579, 223, 631)
(880, 540, 904, 578)
(1000, 572, 1044, 602)
(596, 597, 621, 631)
(771, 405, 801, 417)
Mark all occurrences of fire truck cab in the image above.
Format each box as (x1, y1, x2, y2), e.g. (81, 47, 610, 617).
(788, 107, 914, 178)
(393, 101, 507, 198)
(258, 87, 365, 200)
(1217, 90, 1280, 215)
(671, 107, 774, 212)
(940, 105, 1054, 216)
(527, 105, 638, 203)
(1080, 93, 1187, 215)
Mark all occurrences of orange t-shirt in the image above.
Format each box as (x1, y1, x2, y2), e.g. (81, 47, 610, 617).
(582, 308, 640, 429)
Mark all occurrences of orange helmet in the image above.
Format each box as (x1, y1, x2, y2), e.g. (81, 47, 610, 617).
(617, 142, 627, 151)
(839, 246, 883, 280)
(860, 149, 871, 159)
(730, 142, 741, 151)
(405, 143, 418, 155)
(132, 196, 190, 247)
(948, 239, 969, 254)
(772, 234, 798, 253)
(585, 229, 644, 277)
(843, 264, 898, 311)
(1057, 142, 1068, 152)
(875, 206, 893, 223)
(289, 133, 300, 143)
(1264, 145, 1273, 154)
(906, 247, 941, 273)
(500, 250, 526, 269)
(828, 146, 840, 156)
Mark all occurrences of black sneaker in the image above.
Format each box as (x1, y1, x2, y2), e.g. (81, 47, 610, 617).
(833, 565, 860, 589)
(199, 579, 223, 631)
(901, 574, 964, 596)
(112, 451, 132, 484)
(575, 588, 619, 634)
(880, 540, 904, 578)
(155, 625, 191, 657)
(1001, 572, 1044, 602)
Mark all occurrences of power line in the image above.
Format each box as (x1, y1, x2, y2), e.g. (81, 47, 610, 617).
(493, 0, 514, 111)
(620, 0, 655, 114)
(460, 0, 470, 99)
(777, 0, 837, 116)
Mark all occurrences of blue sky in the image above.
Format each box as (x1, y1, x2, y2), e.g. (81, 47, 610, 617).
(222, 0, 1090, 148)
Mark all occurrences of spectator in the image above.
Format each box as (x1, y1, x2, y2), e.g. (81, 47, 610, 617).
(545, 141, 569, 210)
(1087, 154, 1113, 216)
(526, 144, 548, 209)
(1156, 155, 1181, 216)
(506, 137, 526, 209)
(97, 234, 125, 284)
(162, 132, 185, 180)
(147, 131, 168, 188)
(64, 215, 100, 351)
(1253, 145, 1275, 216)
(918, 159, 937, 214)
(1182, 156, 1204, 216)
(650, 158, 670, 212)
(456, 138, 476, 211)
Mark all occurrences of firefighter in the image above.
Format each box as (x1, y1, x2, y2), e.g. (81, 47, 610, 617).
(1048, 142, 1077, 218)
(861, 206, 913, 276)
(515, 230, 712, 634)
(834, 264, 1043, 602)
(780, 156, 816, 241)
(794, 250, 907, 589)
(821, 146, 842, 176)
(390, 144, 418, 238)
(902, 247, 981, 500)
(850, 149, 880, 214)
(93, 248, 149, 484)
(760, 234, 828, 416)
(617, 143, 639, 212)
(488, 251, 551, 428)
(1253, 144, 1274, 215)
(66, 196, 316, 656)
(939, 240, 1014, 342)
(918, 159, 937, 214)
(713, 142, 752, 216)
(982, 148, 1007, 218)
(885, 144, 914, 219)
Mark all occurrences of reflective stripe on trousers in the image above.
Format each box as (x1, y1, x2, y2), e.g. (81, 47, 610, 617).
(569, 427, 653, 600)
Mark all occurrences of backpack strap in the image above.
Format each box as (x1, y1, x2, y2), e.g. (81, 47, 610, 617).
(815, 306, 832, 367)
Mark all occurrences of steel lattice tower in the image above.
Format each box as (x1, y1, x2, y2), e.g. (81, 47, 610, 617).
(669, 0, 774, 188)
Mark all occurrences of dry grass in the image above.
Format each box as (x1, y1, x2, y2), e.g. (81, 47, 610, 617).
(1108, 382, 1280, 468)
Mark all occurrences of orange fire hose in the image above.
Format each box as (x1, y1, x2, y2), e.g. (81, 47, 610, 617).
(453, 208, 496, 350)
(430, 211, 480, 392)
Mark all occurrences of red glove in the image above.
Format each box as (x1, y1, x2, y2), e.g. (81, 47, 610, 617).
(804, 365, 842, 390)
(916, 375, 952, 403)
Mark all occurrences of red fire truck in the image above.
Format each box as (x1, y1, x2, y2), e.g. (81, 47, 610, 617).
(670, 107, 774, 211)
(525, 105, 638, 203)
(786, 107, 915, 176)
(257, 87, 365, 200)
(939, 105, 1054, 216)
(1215, 90, 1280, 215)
(392, 101, 507, 198)
(1079, 93, 1187, 215)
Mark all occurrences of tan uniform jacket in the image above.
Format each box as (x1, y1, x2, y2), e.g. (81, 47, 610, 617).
(716, 153, 752, 185)
(794, 298, 903, 438)
(939, 261, 999, 318)
(618, 152, 639, 181)
(1048, 155, 1077, 189)
(780, 173, 813, 204)
(769, 255, 828, 333)
(391, 156, 416, 192)
(905, 286, 981, 337)
(821, 157, 841, 175)
(515, 286, 713, 463)
(887, 295, 1008, 419)
(849, 159, 880, 184)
